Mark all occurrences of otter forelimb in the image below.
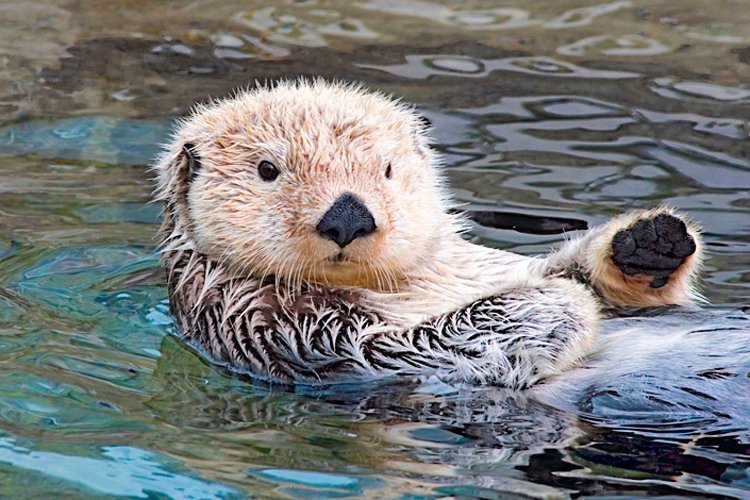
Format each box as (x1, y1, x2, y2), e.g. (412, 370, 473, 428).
(167, 248, 595, 388)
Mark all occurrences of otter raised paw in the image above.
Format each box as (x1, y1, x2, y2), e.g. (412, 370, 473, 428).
(543, 207, 703, 309)
(611, 213, 697, 289)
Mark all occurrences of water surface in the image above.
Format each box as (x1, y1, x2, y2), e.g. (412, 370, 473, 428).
(1, 1, 749, 497)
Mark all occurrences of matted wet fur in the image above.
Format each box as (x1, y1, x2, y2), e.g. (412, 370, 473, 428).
(154, 79, 703, 388)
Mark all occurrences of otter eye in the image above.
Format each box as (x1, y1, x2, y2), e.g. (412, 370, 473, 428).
(385, 163, 392, 179)
(258, 160, 279, 181)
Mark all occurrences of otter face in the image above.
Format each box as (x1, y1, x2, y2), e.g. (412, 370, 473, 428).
(156, 80, 452, 289)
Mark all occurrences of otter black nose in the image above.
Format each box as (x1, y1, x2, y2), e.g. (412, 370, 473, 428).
(317, 193, 376, 248)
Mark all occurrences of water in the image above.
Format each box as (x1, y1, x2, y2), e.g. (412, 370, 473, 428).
(1, 1, 749, 497)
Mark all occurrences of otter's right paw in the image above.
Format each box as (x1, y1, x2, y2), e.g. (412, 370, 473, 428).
(611, 214, 697, 289)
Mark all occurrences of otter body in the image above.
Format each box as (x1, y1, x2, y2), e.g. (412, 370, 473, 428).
(155, 80, 702, 389)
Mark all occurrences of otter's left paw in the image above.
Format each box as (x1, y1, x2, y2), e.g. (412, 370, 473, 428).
(611, 214, 696, 289)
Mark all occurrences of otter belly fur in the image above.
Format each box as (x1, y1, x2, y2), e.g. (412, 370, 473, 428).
(154, 79, 704, 389)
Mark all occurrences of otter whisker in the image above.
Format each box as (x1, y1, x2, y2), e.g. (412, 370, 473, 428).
(272, 250, 294, 295)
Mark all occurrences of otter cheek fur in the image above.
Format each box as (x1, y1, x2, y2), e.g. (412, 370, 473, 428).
(154, 80, 703, 388)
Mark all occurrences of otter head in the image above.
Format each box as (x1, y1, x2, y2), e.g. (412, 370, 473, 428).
(155, 80, 453, 289)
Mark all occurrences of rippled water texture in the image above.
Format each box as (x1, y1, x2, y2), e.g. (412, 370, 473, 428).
(1, 1, 749, 497)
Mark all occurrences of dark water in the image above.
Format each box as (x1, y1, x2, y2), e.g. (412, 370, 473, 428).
(1, 1, 749, 497)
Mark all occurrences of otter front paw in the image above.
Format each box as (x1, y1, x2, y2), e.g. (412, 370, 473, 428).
(611, 214, 696, 289)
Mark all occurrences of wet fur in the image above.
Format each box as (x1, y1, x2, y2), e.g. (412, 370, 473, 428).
(154, 80, 703, 388)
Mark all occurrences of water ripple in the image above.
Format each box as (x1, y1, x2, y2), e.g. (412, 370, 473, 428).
(361, 54, 640, 79)
(0, 436, 241, 499)
(1, 1, 750, 496)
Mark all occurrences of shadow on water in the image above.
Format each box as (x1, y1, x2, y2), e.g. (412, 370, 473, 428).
(1, 1, 750, 497)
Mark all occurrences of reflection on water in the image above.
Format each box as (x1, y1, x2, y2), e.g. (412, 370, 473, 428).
(1, 0, 749, 497)
(362, 54, 642, 78)
(0, 437, 241, 499)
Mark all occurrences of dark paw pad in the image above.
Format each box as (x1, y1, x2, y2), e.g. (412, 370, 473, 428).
(611, 213, 696, 288)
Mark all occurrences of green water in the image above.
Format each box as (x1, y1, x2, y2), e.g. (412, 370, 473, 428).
(1, 1, 749, 497)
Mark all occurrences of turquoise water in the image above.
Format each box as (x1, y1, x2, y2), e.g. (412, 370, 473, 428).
(1, 1, 750, 497)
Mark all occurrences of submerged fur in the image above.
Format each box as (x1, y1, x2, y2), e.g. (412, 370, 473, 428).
(154, 79, 703, 388)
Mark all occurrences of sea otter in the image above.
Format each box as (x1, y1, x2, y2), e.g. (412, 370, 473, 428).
(153, 79, 702, 389)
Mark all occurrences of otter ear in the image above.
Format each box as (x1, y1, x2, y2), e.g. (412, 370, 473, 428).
(411, 113, 433, 158)
(157, 143, 204, 232)
(181, 143, 202, 182)
(157, 142, 202, 209)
